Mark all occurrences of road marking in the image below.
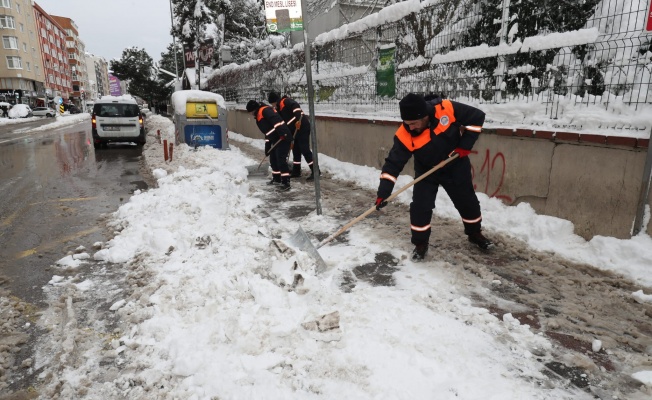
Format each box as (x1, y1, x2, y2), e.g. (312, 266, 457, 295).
(0, 209, 21, 227)
(29, 197, 98, 206)
(15, 226, 101, 260)
(0, 135, 32, 145)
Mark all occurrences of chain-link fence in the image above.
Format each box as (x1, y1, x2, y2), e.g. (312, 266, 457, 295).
(206, 0, 652, 119)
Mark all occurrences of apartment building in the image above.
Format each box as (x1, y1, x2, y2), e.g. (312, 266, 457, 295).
(50, 15, 87, 106)
(84, 52, 109, 100)
(0, 0, 45, 106)
(33, 2, 71, 105)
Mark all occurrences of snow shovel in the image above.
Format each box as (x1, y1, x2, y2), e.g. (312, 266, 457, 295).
(287, 153, 460, 273)
(245, 138, 282, 177)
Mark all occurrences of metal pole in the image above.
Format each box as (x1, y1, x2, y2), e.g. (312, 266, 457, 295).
(196, 18, 201, 90)
(300, 0, 322, 215)
(169, 0, 180, 81)
(494, 0, 510, 102)
(633, 129, 652, 236)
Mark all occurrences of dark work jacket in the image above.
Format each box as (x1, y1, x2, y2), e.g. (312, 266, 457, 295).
(254, 104, 292, 144)
(377, 99, 485, 199)
(277, 96, 308, 136)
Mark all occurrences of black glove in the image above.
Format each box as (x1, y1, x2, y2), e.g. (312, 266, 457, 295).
(375, 197, 388, 210)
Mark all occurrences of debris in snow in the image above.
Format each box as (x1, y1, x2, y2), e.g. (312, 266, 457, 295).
(503, 313, 520, 326)
(48, 275, 66, 285)
(73, 252, 90, 260)
(75, 279, 94, 291)
(92, 242, 103, 250)
(55, 255, 86, 268)
(302, 311, 340, 332)
(592, 339, 602, 352)
(153, 168, 168, 179)
(110, 300, 126, 311)
(631, 370, 652, 387)
(632, 290, 652, 304)
(75, 245, 86, 252)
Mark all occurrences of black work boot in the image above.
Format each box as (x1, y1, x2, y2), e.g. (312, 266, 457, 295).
(290, 164, 302, 178)
(411, 243, 429, 261)
(278, 176, 291, 192)
(306, 165, 320, 181)
(267, 175, 281, 185)
(468, 231, 494, 250)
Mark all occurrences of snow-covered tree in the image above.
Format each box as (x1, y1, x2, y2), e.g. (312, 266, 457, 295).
(171, 0, 268, 66)
(109, 47, 158, 104)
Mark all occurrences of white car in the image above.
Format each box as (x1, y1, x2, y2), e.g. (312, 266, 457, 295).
(91, 96, 146, 148)
(32, 107, 56, 117)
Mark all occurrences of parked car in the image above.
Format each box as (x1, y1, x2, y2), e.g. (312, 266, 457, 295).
(65, 104, 82, 114)
(91, 96, 146, 148)
(32, 107, 56, 117)
(8, 104, 33, 119)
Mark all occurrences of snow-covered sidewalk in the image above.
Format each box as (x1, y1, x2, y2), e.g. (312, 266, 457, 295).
(38, 114, 652, 399)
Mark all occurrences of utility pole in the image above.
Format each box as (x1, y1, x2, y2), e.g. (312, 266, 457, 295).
(168, 0, 180, 82)
(300, 0, 322, 215)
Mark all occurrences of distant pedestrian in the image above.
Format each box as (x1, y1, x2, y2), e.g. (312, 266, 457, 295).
(375, 93, 493, 261)
(246, 100, 293, 191)
(268, 92, 319, 181)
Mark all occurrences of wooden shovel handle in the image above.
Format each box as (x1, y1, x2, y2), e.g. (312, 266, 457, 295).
(257, 138, 282, 170)
(316, 153, 459, 249)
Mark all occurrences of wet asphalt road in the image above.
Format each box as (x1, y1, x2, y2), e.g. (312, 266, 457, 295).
(0, 118, 148, 306)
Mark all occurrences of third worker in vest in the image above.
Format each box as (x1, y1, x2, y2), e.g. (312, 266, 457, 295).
(375, 93, 493, 261)
(246, 99, 293, 191)
(267, 91, 318, 181)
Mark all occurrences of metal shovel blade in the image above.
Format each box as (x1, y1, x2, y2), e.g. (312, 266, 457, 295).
(245, 162, 269, 176)
(287, 226, 327, 273)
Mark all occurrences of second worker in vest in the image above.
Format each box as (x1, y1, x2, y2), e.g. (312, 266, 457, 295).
(375, 93, 494, 261)
(268, 92, 319, 181)
(246, 99, 293, 191)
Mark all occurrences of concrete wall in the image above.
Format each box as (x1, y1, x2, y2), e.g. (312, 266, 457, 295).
(229, 108, 652, 240)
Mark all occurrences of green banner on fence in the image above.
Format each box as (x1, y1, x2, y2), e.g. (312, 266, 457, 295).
(376, 46, 396, 98)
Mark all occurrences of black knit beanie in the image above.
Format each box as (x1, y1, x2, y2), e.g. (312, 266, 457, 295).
(399, 93, 428, 121)
(268, 91, 280, 104)
(246, 100, 260, 112)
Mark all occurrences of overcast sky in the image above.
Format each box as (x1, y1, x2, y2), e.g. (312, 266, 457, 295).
(35, 0, 176, 63)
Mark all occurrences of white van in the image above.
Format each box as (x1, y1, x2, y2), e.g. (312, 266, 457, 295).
(91, 96, 145, 148)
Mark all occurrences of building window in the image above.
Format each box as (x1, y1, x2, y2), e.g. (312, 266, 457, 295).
(41, 27, 46, 37)
(15, 3, 19, 13)
(0, 0, 10, 9)
(2, 35, 18, 49)
(6, 55, 22, 69)
(26, 61, 30, 71)
(35, 66, 39, 76)
(22, 42, 26, 52)
(0, 15, 15, 29)
(19, 22, 23, 32)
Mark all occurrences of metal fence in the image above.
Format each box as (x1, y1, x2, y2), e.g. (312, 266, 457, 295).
(206, 0, 652, 119)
